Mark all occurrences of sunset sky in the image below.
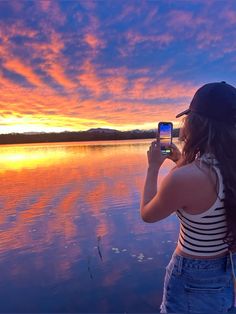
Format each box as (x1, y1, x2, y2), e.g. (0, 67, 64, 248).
(1, 0, 236, 134)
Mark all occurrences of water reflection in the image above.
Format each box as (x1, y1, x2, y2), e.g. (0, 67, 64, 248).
(0, 139, 180, 312)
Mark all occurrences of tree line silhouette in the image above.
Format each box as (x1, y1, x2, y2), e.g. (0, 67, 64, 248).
(0, 129, 180, 145)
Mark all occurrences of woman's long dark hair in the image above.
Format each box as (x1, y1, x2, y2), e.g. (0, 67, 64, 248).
(178, 111, 236, 252)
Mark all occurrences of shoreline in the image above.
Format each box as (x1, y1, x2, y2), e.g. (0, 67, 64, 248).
(0, 136, 179, 146)
(0, 130, 180, 146)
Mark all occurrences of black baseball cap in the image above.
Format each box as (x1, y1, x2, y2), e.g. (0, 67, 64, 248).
(176, 81, 236, 124)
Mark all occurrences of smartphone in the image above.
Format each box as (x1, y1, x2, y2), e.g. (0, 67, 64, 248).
(158, 122, 173, 155)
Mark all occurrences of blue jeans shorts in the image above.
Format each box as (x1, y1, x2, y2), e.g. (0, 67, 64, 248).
(160, 250, 236, 313)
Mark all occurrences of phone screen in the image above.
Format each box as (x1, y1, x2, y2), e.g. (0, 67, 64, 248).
(158, 122, 173, 155)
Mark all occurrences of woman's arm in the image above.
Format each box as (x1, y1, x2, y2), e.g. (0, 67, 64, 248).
(140, 168, 185, 223)
(139, 139, 166, 211)
(140, 165, 159, 210)
(140, 140, 185, 223)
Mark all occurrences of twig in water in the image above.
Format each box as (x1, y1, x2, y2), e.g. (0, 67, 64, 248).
(87, 256, 93, 280)
(97, 235, 103, 261)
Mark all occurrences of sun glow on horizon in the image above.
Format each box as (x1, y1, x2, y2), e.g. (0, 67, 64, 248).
(0, 121, 180, 134)
(0, 113, 181, 134)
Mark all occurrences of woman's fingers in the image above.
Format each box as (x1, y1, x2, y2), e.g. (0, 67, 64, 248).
(147, 141, 160, 154)
(151, 140, 160, 149)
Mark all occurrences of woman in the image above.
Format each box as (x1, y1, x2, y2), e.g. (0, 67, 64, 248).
(140, 81, 236, 313)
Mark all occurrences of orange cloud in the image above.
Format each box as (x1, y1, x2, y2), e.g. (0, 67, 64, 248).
(79, 72, 103, 96)
(141, 78, 196, 100)
(106, 76, 127, 95)
(0, 59, 195, 134)
(0, 20, 195, 135)
(84, 33, 104, 49)
(46, 63, 78, 89)
(128, 77, 150, 99)
(78, 61, 104, 96)
(4, 58, 45, 88)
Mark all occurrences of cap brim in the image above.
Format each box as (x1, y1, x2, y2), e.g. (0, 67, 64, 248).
(176, 108, 190, 118)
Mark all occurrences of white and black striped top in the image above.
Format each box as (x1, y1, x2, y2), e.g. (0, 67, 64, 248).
(176, 153, 228, 256)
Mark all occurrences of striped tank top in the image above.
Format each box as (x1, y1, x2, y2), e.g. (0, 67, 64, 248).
(176, 153, 229, 257)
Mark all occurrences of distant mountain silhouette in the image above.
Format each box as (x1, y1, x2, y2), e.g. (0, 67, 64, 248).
(22, 131, 47, 134)
(87, 128, 121, 133)
(0, 128, 180, 145)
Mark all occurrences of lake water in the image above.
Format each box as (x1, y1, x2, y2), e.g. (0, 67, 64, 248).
(0, 138, 180, 313)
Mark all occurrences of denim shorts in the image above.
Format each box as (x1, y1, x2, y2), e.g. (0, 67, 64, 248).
(160, 250, 236, 313)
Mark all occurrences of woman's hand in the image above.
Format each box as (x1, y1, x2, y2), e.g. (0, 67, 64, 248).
(147, 138, 166, 170)
(167, 143, 181, 163)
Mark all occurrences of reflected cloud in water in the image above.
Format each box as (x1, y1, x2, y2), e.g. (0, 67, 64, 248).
(0, 139, 180, 312)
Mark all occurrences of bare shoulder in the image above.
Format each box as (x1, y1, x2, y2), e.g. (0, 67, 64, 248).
(167, 160, 217, 214)
(158, 162, 201, 201)
(167, 161, 212, 189)
(168, 161, 200, 178)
